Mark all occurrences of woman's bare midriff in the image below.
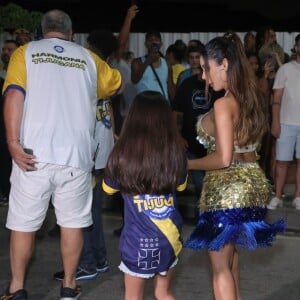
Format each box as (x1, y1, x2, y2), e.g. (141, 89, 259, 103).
(233, 151, 258, 163)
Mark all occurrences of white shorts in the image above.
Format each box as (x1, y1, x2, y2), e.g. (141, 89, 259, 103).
(118, 258, 178, 279)
(276, 124, 300, 161)
(7, 162, 93, 232)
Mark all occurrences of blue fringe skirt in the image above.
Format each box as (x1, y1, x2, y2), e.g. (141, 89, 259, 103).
(184, 162, 286, 251)
(184, 206, 285, 251)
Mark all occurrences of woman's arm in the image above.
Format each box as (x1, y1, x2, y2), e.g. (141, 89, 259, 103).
(188, 97, 234, 170)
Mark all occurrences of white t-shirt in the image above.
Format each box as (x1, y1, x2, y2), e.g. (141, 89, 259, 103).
(110, 58, 137, 117)
(94, 98, 114, 169)
(273, 60, 300, 126)
(4, 38, 121, 171)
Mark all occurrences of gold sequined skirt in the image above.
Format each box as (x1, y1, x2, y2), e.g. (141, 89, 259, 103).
(199, 161, 271, 212)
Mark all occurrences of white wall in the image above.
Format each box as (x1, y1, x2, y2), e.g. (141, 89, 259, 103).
(73, 31, 299, 58)
(1, 31, 298, 60)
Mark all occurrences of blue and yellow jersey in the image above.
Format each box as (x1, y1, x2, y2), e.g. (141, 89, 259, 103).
(102, 174, 187, 275)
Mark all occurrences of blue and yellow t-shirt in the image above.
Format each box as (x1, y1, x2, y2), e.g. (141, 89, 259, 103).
(102, 174, 187, 275)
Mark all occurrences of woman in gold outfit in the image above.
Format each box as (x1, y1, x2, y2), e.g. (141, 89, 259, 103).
(184, 33, 285, 300)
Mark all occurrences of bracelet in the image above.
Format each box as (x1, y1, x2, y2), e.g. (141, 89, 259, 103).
(272, 102, 281, 106)
(7, 138, 20, 144)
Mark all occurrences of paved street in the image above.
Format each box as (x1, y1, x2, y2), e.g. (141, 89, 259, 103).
(1, 191, 300, 300)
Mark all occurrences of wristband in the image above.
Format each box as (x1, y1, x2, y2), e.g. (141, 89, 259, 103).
(7, 138, 20, 144)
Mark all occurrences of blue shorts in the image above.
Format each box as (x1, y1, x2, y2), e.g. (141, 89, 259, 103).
(276, 124, 300, 161)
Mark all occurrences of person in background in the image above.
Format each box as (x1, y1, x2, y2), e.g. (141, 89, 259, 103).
(256, 26, 286, 66)
(246, 49, 281, 97)
(187, 39, 202, 48)
(14, 28, 32, 45)
(0, 40, 18, 80)
(184, 33, 285, 300)
(172, 42, 224, 218)
(53, 28, 120, 282)
(109, 4, 139, 237)
(174, 39, 188, 66)
(122, 50, 135, 65)
(102, 91, 187, 300)
(0, 9, 121, 300)
(243, 31, 256, 55)
(0, 39, 18, 206)
(165, 43, 186, 85)
(48, 5, 139, 243)
(176, 43, 204, 88)
(246, 51, 261, 77)
(165, 43, 186, 100)
(247, 34, 284, 187)
(267, 33, 300, 210)
(109, 4, 139, 135)
(131, 30, 169, 102)
(165, 44, 185, 86)
(246, 51, 276, 182)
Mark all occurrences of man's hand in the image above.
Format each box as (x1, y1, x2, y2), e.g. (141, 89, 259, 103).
(8, 141, 36, 171)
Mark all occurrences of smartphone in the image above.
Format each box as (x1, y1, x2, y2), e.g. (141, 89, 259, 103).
(24, 148, 35, 171)
(151, 43, 160, 53)
(24, 148, 33, 155)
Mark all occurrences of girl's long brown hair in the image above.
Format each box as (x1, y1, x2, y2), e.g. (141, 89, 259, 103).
(105, 91, 186, 195)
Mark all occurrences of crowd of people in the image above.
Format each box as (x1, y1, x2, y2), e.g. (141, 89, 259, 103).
(0, 3, 299, 300)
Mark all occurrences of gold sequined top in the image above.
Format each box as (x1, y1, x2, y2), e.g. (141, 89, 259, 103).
(196, 110, 258, 155)
(196, 111, 270, 211)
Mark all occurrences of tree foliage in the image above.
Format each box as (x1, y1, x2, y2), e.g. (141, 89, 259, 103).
(0, 3, 42, 33)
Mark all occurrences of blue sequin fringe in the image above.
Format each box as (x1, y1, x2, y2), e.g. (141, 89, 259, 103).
(184, 207, 286, 251)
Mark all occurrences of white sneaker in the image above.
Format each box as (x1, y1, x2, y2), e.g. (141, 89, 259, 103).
(267, 197, 283, 210)
(292, 197, 300, 210)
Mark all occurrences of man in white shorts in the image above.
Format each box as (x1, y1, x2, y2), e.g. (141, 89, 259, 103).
(1, 9, 121, 300)
(267, 33, 300, 210)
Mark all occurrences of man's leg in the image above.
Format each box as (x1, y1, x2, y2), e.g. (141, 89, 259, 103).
(274, 160, 289, 199)
(5, 162, 53, 295)
(187, 152, 205, 197)
(91, 171, 107, 266)
(80, 225, 95, 269)
(295, 158, 300, 197)
(79, 170, 107, 269)
(269, 125, 295, 208)
(54, 165, 93, 288)
(9, 231, 35, 293)
(60, 227, 84, 289)
(191, 169, 205, 198)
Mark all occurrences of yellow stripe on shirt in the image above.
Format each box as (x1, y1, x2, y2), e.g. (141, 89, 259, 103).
(151, 218, 182, 256)
(102, 180, 119, 195)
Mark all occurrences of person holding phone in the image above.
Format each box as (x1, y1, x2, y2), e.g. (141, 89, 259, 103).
(131, 30, 169, 102)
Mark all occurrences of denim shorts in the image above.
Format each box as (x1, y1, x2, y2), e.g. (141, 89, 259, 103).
(276, 124, 300, 161)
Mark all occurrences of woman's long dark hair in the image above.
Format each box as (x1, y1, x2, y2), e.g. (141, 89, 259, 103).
(205, 34, 268, 146)
(105, 91, 186, 195)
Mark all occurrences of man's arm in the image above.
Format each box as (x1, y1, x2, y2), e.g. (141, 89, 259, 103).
(4, 89, 35, 171)
(115, 4, 139, 60)
(271, 88, 284, 138)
